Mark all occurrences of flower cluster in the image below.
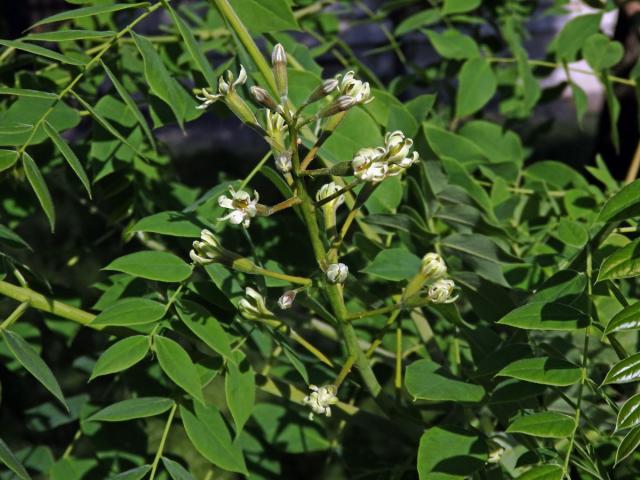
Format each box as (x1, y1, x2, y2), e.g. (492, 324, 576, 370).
(302, 384, 339, 420)
(336, 71, 373, 105)
(238, 287, 273, 320)
(218, 187, 260, 228)
(421, 253, 459, 304)
(326, 263, 349, 284)
(189, 229, 226, 265)
(352, 131, 418, 183)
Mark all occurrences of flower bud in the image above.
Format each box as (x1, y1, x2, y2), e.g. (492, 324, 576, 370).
(238, 287, 274, 320)
(326, 263, 349, 284)
(427, 279, 458, 304)
(189, 229, 227, 265)
(316, 182, 345, 208)
(306, 78, 339, 104)
(421, 252, 447, 281)
(318, 96, 356, 118)
(250, 86, 279, 111)
(275, 151, 292, 173)
(278, 290, 296, 310)
(352, 147, 387, 183)
(303, 384, 338, 420)
(271, 43, 288, 102)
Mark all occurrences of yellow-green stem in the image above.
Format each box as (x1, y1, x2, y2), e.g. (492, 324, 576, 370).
(0, 301, 29, 331)
(149, 402, 178, 480)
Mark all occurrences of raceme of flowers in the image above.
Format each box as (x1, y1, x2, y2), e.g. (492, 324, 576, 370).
(190, 44, 456, 421)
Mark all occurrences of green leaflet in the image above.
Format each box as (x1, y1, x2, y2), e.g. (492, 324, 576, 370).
(405, 359, 485, 402)
(104, 251, 192, 282)
(87, 397, 174, 422)
(44, 121, 91, 198)
(605, 302, 640, 334)
(91, 298, 165, 327)
(155, 336, 204, 404)
(90, 335, 149, 380)
(497, 357, 582, 386)
(497, 301, 589, 331)
(603, 352, 640, 385)
(0, 437, 31, 480)
(506, 412, 576, 438)
(22, 152, 55, 232)
(225, 354, 255, 434)
(598, 238, 640, 281)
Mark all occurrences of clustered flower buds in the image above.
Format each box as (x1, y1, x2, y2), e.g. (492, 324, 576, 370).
(218, 187, 260, 228)
(303, 384, 338, 420)
(427, 279, 458, 304)
(263, 111, 291, 173)
(336, 71, 373, 105)
(316, 182, 345, 210)
(278, 290, 296, 310)
(326, 263, 349, 284)
(352, 131, 418, 183)
(238, 287, 273, 320)
(196, 65, 257, 126)
(421, 252, 447, 281)
(189, 229, 228, 265)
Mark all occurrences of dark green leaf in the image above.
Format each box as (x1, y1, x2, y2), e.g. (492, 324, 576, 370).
(497, 357, 581, 386)
(616, 426, 640, 465)
(426, 29, 479, 60)
(44, 121, 91, 198)
(88, 397, 174, 422)
(517, 465, 563, 480)
(2, 330, 67, 410)
(0, 437, 31, 480)
(0, 149, 18, 172)
(506, 412, 575, 438)
(442, 0, 481, 15)
(598, 239, 640, 281)
(361, 248, 421, 281)
(395, 10, 441, 36)
(22, 152, 55, 232)
(109, 465, 151, 480)
(161, 457, 194, 480)
(30, 2, 150, 28)
(91, 298, 165, 327)
(25, 30, 115, 42)
(604, 353, 640, 385)
(104, 251, 191, 282)
(497, 302, 589, 331)
(618, 393, 640, 430)
(176, 300, 232, 359)
(417, 426, 487, 480)
(456, 58, 496, 118)
(128, 211, 206, 238)
(605, 302, 640, 334)
(597, 179, 640, 223)
(180, 403, 247, 474)
(225, 356, 255, 433)
(405, 359, 485, 402)
(229, 0, 298, 33)
(0, 40, 85, 65)
(155, 336, 204, 404)
(90, 335, 149, 380)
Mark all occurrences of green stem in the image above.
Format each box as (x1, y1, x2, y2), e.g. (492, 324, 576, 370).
(0, 281, 96, 327)
(212, 0, 277, 94)
(252, 267, 312, 286)
(0, 301, 29, 331)
(240, 150, 271, 190)
(149, 402, 177, 480)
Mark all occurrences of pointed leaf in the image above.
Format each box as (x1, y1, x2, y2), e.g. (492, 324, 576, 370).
(597, 179, 640, 223)
(179, 403, 247, 474)
(405, 359, 485, 402)
(2, 330, 67, 410)
(497, 357, 582, 386)
(44, 121, 91, 198)
(605, 302, 640, 334)
(598, 239, 640, 281)
(498, 301, 589, 331)
(109, 465, 152, 480)
(507, 412, 576, 438)
(225, 355, 255, 434)
(155, 336, 204, 403)
(91, 298, 165, 327)
(603, 353, 640, 385)
(90, 335, 149, 380)
(517, 465, 563, 480)
(616, 426, 640, 465)
(88, 397, 174, 422)
(456, 58, 496, 118)
(104, 251, 191, 282)
(22, 152, 55, 232)
(161, 457, 195, 480)
(176, 300, 232, 359)
(0, 40, 85, 65)
(617, 393, 640, 430)
(0, 437, 31, 480)
(0, 150, 18, 172)
(31, 2, 150, 28)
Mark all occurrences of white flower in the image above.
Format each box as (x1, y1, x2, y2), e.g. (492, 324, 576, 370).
(218, 187, 259, 228)
(326, 263, 349, 284)
(352, 147, 387, 183)
(383, 131, 419, 176)
(189, 229, 225, 265)
(275, 152, 292, 173)
(278, 290, 296, 310)
(421, 252, 447, 281)
(316, 182, 345, 209)
(196, 65, 247, 110)
(336, 71, 373, 104)
(303, 384, 338, 420)
(238, 287, 273, 320)
(427, 279, 459, 304)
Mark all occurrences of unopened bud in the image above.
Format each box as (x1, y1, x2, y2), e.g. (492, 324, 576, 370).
(427, 279, 458, 304)
(250, 86, 279, 111)
(421, 252, 447, 281)
(238, 287, 274, 320)
(271, 43, 288, 102)
(278, 290, 296, 310)
(306, 78, 339, 104)
(275, 151, 292, 173)
(319, 96, 356, 118)
(326, 263, 349, 284)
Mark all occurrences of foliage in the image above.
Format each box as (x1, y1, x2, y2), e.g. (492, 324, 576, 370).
(0, 0, 639, 479)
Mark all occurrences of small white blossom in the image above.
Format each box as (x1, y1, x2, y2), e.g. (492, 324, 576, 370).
(238, 287, 273, 320)
(316, 182, 345, 209)
(427, 279, 459, 304)
(278, 290, 296, 310)
(383, 131, 419, 177)
(275, 152, 292, 173)
(421, 252, 447, 281)
(189, 229, 226, 265)
(218, 187, 259, 228)
(352, 147, 387, 183)
(326, 263, 349, 284)
(303, 384, 338, 420)
(336, 71, 373, 105)
(196, 65, 247, 109)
